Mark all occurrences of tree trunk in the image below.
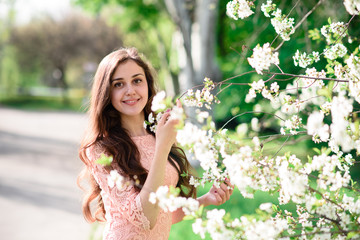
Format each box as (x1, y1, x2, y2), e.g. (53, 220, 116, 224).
(165, 0, 221, 116)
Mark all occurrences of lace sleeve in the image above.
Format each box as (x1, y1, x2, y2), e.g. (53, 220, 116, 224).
(87, 149, 151, 230)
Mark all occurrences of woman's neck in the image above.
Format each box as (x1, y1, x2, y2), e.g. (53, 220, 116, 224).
(121, 114, 148, 137)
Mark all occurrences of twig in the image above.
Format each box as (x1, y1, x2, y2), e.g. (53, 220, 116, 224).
(264, 71, 349, 82)
(218, 111, 286, 132)
(275, 0, 325, 51)
(272, 135, 290, 158)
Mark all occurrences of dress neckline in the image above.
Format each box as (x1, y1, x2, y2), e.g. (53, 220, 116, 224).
(131, 134, 154, 139)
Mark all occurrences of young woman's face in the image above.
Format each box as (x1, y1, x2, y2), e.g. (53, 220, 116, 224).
(110, 60, 148, 119)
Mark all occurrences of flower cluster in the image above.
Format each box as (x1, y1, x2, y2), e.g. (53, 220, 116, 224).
(320, 21, 347, 44)
(145, 111, 163, 133)
(346, 54, 360, 82)
(183, 77, 219, 109)
(330, 95, 354, 152)
(323, 43, 348, 60)
(247, 43, 279, 74)
(306, 111, 330, 143)
(149, 185, 199, 215)
(261, 0, 295, 41)
(145, 91, 185, 133)
(176, 122, 228, 187)
(193, 209, 235, 239)
(226, 0, 254, 20)
(280, 115, 303, 135)
(293, 50, 320, 68)
(107, 170, 125, 190)
(245, 79, 280, 103)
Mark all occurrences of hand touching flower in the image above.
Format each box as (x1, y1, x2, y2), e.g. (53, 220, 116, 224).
(199, 179, 234, 206)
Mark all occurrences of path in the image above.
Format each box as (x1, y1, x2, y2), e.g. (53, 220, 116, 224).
(0, 106, 93, 240)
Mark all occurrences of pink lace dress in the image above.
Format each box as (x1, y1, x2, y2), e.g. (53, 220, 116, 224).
(88, 134, 179, 240)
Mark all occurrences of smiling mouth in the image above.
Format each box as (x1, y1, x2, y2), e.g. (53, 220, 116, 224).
(122, 98, 140, 104)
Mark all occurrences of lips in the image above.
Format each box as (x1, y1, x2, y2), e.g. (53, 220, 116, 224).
(122, 98, 140, 105)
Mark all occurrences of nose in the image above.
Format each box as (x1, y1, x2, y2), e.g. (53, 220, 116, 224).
(125, 84, 136, 95)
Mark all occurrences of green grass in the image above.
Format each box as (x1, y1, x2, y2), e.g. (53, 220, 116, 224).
(0, 95, 87, 112)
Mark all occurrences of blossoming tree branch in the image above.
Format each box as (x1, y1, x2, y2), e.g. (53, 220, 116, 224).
(98, 0, 360, 239)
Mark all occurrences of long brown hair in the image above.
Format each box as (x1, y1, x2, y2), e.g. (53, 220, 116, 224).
(78, 47, 196, 222)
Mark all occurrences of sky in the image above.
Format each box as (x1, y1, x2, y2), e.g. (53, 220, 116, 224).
(1, 0, 75, 24)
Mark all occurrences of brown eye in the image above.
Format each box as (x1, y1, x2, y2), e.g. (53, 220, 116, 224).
(114, 82, 123, 88)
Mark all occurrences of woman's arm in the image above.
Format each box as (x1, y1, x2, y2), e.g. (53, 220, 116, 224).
(139, 110, 179, 229)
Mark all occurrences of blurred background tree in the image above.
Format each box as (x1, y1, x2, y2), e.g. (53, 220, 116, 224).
(9, 13, 122, 104)
(0, 0, 18, 98)
(1, 0, 359, 124)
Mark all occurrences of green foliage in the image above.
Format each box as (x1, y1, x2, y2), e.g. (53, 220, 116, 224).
(0, 95, 85, 111)
(96, 153, 113, 166)
(0, 46, 20, 97)
(214, 0, 360, 129)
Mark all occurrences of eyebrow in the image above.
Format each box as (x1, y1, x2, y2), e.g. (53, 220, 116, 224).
(111, 73, 144, 82)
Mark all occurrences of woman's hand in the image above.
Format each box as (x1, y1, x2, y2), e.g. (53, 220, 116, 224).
(198, 179, 234, 206)
(155, 99, 183, 152)
(155, 111, 179, 152)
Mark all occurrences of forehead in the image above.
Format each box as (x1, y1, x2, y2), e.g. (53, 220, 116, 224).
(112, 60, 145, 80)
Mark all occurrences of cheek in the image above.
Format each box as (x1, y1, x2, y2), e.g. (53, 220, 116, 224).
(110, 89, 121, 104)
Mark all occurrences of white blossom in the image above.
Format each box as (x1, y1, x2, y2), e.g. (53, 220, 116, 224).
(192, 218, 206, 239)
(251, 117, 260, 132)
(196, 110, 210, 124)
(261, 0, 275, 17)
(148, 112, 155, 124)
(324, 43, 347, 60)
(226, 0, 254, 20)
(151, 91, 166, 112)
(293, 50, 321, 68)
(270, 82, 280, 93)
(270, 9, 295, 41)
(278, 158, 308, 204)
(344, 0, 360, 15)
(307, 111, 329, 143)
(248, 43, 279, 74)
(107, 170, 125, 190)
(259, 202, 273, 213)
(169, 105, 184, 121)
(346, 54, 360, 82)
(330, 96, 354, 152)
(321, 21, 347, 44)
(149, 185, 199, 214)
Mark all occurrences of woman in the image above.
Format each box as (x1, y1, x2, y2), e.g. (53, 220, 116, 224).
(78, 47, 233, 239)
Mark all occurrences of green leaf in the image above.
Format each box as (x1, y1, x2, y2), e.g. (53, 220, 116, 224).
(308, 29, 321, 41)
(313, 148, 321, 155)
(183, 215, 195, 221)
(347, 231, 358, 239)
(315, 192, 322, 200)
(196, 205, 204, 217)
(305, 226, 314, 232)
(96, 153, 113, 166)
(328, 17, 332, 24)
(169, 186, 180, 196)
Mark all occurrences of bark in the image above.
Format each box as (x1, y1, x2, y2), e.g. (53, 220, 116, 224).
(164, 0, 221, 95)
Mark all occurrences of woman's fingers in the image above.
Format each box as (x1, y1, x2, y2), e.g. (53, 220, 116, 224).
(219, 183, 230, 201)
(212, 185, 227, 204)
(158, 111, 170, 125)
(176, 99, 182, 108)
